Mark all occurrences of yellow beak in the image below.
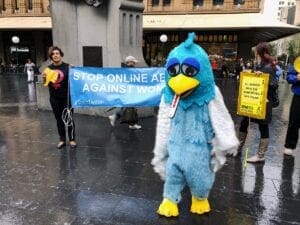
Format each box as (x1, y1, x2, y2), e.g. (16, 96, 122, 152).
(168, 74, 200, 96)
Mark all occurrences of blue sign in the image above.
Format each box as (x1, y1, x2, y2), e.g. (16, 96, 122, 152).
(69, 67, 165, 108)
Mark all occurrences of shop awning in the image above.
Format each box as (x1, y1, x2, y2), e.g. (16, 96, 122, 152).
(143, 13, 300, 43)
(0, 17, 52, 30)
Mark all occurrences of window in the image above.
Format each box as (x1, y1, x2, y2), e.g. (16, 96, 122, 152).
(213, 0, 224, 6)
(151, 0, 159, 6)
(14, 0, 19, 10)
(163, 0, 170, 6)
(28, 0, 33, 10)
(2, 0, 6, 11)
(234, 0, 245, 5)
(193, 0, 203, 6)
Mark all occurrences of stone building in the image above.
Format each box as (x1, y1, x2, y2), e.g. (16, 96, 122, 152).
(142, 0, 300, 66)
(1, 0, 299, 70)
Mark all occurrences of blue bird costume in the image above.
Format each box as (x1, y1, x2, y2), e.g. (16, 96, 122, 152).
(152, 33, 239, 217)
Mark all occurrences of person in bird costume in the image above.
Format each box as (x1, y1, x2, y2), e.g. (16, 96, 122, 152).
(152, 33, 239, 217)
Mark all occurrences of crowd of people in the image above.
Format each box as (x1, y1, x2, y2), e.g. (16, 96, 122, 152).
(40, 44, 299, 160)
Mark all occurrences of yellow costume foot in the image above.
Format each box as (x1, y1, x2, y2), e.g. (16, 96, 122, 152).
(157, 198, 179, 217)
(190, 196, 211, 214)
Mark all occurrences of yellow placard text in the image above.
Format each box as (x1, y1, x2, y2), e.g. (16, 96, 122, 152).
(237, 72, 269, 119)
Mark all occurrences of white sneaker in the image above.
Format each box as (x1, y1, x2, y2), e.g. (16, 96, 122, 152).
(129, 124, 142, 130)
(283, 148, 294, 157)
(108, 114, 116, 127)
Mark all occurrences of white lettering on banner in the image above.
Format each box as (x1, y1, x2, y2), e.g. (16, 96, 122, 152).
(74, 99, 105, 106)
(71, 67, 166, 107)
(82, 83, 127, 93)
(73, 71, 104, 81)
(151, 73, 165, 82)
(106, 73, 149, 83)
(137, 85, 163, 93)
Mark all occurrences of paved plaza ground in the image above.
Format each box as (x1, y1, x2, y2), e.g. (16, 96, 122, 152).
(0, 74, 299, 225)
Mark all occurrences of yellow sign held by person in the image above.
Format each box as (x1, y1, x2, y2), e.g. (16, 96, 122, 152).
(237, 71, 269, 119)
(294, 56, 300, 72)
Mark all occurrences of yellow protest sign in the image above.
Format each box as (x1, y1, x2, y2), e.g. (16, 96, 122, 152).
(237, 71, 269, 119)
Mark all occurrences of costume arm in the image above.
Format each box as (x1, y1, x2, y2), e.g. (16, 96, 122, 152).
(151, 96, 171, 180)
(208, 86, 239, 172)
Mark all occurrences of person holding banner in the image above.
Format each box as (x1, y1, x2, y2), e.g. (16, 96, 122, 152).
(108, 55, 142, 130)
(237, 42, 278, 163)
(42, 46, 77, 149)
(283, 59, 300, 157)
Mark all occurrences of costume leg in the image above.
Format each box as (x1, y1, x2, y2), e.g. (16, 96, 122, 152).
(186, 163, 215, 199)
(163, 160, 185, 203)
(157, 160, 185, 217)
(186, 160, 214, 214)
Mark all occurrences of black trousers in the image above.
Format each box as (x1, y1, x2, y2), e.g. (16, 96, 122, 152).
(50, 96, 75, 142)
(284, 95, 300, 149)
(239, 117, 269, 139)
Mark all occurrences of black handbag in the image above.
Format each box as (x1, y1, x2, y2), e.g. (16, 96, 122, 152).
(120, 107, 138, 124)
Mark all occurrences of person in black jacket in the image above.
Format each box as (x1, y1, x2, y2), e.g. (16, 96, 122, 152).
(283, 63, 300, 157)
(43, 46, 77, 149)
(237, 42, 278, 163)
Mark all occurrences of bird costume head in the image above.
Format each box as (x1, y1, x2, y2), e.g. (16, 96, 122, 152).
(163, 32, 215, 109)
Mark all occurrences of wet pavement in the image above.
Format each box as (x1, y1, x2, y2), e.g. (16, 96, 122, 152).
(0, 74, 299, 225)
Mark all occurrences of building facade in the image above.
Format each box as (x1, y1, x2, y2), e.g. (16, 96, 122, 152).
(0, 0, 299, 72)
(143, 0, 300, 68)
(0, 0, 51, 72)
(277, 0, 296, 21)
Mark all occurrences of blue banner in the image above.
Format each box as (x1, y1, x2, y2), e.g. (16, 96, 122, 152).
(69, 67, 165, 108)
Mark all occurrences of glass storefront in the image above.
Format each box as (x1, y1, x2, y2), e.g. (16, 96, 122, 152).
(143, 31, 238, 73)
(0, 31, 52, 74)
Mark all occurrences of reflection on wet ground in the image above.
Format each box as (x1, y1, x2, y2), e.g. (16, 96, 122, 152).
(0, 75, 299, 225)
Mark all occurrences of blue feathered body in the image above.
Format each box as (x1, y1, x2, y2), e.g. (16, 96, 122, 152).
(160, 33, 217, 203)
(163, 103, 215, 202)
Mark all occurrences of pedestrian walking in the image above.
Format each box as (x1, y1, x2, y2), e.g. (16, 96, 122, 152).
(283, 59, 300, 157)
(108, 55, 142, 130)
(237, 42, 278, 163)
(211, 58, 218, 78)
(221, 59, 228, 78)
(24, 58, 35, 83)
(235, 58, 244, 79)
(42, 46, 77, 149)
